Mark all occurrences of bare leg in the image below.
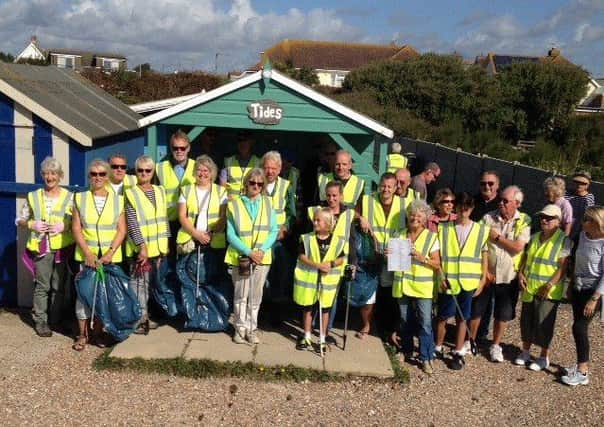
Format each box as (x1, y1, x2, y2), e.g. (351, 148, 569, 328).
(492, 320, 506, 345)
(455, 320, 466, 352)
(321, 311, 330, 338)
(302, 310, 312, 334)
(469, 318, 481, 340)
(435, 318, 447, 347)
(359, 304, 373, 337)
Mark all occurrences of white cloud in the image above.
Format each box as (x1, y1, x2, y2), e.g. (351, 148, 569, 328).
(0, 0, 362, 72)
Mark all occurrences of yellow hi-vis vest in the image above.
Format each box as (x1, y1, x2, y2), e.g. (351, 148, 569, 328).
(392, 228, 437, 299)
(266, 176, 290, 227)
(306, 206, 354, 260)
(387, 153, 408, 173)
(224, 195, 273, 265)
(176, 183, 226, 249)
(362, 193, 403, 252)
(156, 158, 196, 221)
(512, 212, 531, 270)
(285, 166, 300, 193)
(124, 185, 169, 258)
(26, 188, 74, 252)
(318, 173, 364, 209)
(74, 191, 124, 263)
(439, 221, 489, 294)
(398, 189, 420, 229)
(521, 229, 568, 302)
(293, 233, 346, 308)
(224, 155, 259, 197)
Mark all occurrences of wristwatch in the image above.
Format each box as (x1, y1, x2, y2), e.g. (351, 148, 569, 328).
(590, 295, 600, 302)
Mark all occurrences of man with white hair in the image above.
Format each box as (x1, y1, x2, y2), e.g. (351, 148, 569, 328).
(387, 142, 408, 173)
(410, 162, 440, 201)
(318, 150, 364, 209)
(470, 185, 531, 362)
(262, 151, 296, 324)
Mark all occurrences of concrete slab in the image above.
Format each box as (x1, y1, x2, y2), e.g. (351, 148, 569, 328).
(254, 323, 324, 371)
(183, 332, 254, 363)
(324, 328, 394, 378)
(110, 325, 193, 359)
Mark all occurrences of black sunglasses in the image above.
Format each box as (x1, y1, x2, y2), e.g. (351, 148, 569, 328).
(90, 171, 107, 177)
(440, 199, 455, 204)
(172, 146, 188, 152)
(110, 164, 127, 170)
(480, 181, 495, 187)
(540, 215, 557, 222)
(248, 180, 264, 188)
(137, 168, 153, 174)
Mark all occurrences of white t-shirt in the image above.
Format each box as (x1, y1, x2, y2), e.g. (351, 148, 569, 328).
(177, 187, 227, 232)
(110, 182, 123, 195)
(94, 195, 107, 215)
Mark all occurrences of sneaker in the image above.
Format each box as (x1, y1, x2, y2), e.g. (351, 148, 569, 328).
(422, 360, 434, 375)
(563, 364, 578, 376)
(296, 336, 312, 350)
(450, 353, 465, 370)
(528, 357, 550, 372)
(434, 346, 444, 359)
(561, 369, 589, 386)
(147, 319, 159, 330)
(34, 322, 52, 337)
(247, 330, 260, 344)
(233, 329, 246, 344)
(325, 335, 337, 345)
(460, 340, 472, 356)
(489, 344, 504, 363)
(514, 351, 531, 366)
(316, 341, 327, 355)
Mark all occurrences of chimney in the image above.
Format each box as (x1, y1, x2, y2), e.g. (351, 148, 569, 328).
(548, 47, 560, 57)
(30, 35, 37, 45)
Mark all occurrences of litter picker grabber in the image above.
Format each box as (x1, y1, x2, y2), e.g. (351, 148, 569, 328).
(90, 264, 105, 330)
(441, 273, 477, 356)
(248, 262, 255, 342)
(342, 265, 355, 351)
(317, 278, 324, 358)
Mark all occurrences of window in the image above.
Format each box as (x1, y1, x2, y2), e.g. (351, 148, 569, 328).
(333, 73, 346, 88)
(102, 59, 120, 71)
(56, 56, 74, 69)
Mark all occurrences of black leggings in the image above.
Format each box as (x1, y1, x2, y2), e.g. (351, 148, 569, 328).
(571, 288, 602, 364)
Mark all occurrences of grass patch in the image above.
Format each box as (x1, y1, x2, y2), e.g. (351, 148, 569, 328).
(94, 350, 346, 383)
(383, 343, 410, 384)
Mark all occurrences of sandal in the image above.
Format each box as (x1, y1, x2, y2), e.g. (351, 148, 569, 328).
(72, 335, 87, 352)
(355, 330, 369, 340)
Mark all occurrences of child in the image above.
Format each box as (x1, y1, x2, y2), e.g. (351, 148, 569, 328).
(293, 208, 346, 352)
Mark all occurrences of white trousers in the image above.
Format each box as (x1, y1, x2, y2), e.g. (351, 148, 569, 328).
(232, 264, 270, 334)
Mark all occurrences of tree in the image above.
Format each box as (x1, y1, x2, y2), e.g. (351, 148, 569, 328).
(273, 60, 319, 87)
(0, 51, 15, 62)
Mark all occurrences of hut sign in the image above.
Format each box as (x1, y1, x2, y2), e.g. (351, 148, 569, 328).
(247, 100, 283, 125)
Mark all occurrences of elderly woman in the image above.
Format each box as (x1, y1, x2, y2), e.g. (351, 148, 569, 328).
(71, 159, 127, 350)
(124, 155, 170, 334)
(225, 168, 278, 344)
(392, 200, 440, 374)
(428, 188, 457, 232)
(16, 157, 74, 337)
(434, 192, 489, 370)
(177, 155, 227, 276)
(543, 176, 573, 236)
(516, 204, 572, 371)
(561, 206, 604, 386)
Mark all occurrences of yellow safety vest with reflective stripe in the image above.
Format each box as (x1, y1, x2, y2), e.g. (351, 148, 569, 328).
(74, 191, 123, 263)
(156, 158, 196, 221)
(438, 221, 489, 294)
(224, 155, 259, 197)
(398, 189, 420, 230)
(176, 183, 226, 249)
(387, 154, 408, 173)
(266, 176, 290, 227)
(521, 229, 567, 302)
(293, 233, 346, 308)
(26, 188, 74, 252)
(124, 185, 169, 258)
(306, 206, 354, 259)
(318, 174, 364, 209)
(392, 228, 437, 299)
(512, 212, 531, 270)
(224, 195, 273, 265)
(361, 194, 403, 252)
(285, 167, 300, 193)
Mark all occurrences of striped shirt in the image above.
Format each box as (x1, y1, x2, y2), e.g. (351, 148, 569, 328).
(126, 188, 170, 246)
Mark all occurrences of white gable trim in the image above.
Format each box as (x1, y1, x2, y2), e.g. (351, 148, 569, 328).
(139, 69, 393, 138)
(0, 79, 92, 146)
(130, 91, 205, 114)
(15, 42, 46, 62)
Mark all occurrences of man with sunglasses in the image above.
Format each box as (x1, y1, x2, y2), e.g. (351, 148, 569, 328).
(565, 171, 595, 244)
(108, 153, 136, 195)
(410, 162, 440, 201)
(471, 186, 531, 363)
(471, 171, 501, 222)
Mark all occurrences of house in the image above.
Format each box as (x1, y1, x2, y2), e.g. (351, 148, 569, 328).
(14, 35, 127, 71)
(576, 77, 604, 114)
(0, 63, 143, 307)
(474, 48, 571, 75)
(233, 39, 419, 87)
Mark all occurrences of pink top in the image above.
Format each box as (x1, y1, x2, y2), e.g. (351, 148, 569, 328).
(428, 212, 457, 232)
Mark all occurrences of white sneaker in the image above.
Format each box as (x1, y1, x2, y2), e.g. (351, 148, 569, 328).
(460, 340, 472, 356)
(489, 344, 504, 363)
(247, 330, 260, 344)
(528, 356, 550, 371)
(562, 364, 577, 376)
(233, 329, 246, 344)
(561, 369, 589, 386)
(514, 351, 531, 366)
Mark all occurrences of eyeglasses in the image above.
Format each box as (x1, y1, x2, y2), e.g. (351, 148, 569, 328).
(573, 180, 588, 186)
(540, 215, 557, 222)
(248, 180, 264, 188)
(440, 199, 455, 204)
(110, 164, 127, 170)
(137, 168, 153, 174)
(480, 181, 496, 187)
(172, 146, 188, 152)
(500, 198, 513, 205)
(89, 171, 107, 177)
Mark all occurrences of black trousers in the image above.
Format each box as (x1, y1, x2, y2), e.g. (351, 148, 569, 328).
(571, 288, 602, 364)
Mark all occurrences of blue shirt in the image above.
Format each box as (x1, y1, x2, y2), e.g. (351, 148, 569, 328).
(227, 195, 278, 255)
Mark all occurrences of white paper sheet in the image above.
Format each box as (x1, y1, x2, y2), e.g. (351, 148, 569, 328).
(387, 238, 412, 272)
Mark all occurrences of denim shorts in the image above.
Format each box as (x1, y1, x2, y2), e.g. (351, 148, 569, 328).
(437, 289, 475, 320)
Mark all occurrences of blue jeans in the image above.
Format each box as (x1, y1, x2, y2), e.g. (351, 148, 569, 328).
(399, 296, 434, 361)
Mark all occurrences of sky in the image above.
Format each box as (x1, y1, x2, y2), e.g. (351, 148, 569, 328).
(1, 0, 603, 76)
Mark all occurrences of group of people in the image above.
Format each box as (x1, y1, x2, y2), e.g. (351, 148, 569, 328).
(18, 132, 602, 387)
